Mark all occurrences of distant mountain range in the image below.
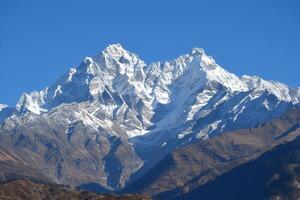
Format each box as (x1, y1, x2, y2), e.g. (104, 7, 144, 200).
(0, 44, 299, 199)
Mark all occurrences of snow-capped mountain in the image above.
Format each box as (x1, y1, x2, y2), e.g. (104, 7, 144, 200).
(14, 44, 300, 138)
(0, 44, 299, 189)
(3, 44, 300, 137)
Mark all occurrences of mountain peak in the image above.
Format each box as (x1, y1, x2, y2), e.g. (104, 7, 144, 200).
(102, 43, 129, 58)
(190, 47, 205, 56)
(0, 104, 7, 112)
(106, 43, 124, 50)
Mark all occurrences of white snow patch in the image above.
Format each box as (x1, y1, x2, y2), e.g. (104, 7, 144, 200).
(187, 90, 216, 121)
(161, 142, 167, 147)
(263, 99, 270, 110)
(54, 85, 62, 98)
(0, 104, 8, 112)
(67, 68, 77, 82)
(126, 129, 149, 138)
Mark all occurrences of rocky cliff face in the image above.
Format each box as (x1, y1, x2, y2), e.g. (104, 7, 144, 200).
(0, 107, 143, 190)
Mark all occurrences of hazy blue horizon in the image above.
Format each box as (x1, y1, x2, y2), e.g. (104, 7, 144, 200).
(1, 0, 300, 106)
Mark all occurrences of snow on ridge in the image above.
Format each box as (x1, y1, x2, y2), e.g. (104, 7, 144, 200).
(0, 104, 8, 112)
(6, 44, 300, 139)
(241, 75, 299, 103)
(16, 90, 48, 114)
(15, 44, 298, 113)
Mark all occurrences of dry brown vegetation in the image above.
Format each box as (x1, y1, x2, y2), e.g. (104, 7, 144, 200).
(0, 179, 151, 200)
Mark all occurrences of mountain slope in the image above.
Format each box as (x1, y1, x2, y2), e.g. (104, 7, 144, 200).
(125, 108, 300, 198)
(0, 147, 51, 183)
(176, 131, 300, 200)
(0, 109, 143, 189)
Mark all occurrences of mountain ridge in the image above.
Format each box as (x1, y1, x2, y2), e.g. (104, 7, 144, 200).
(176, 127, 300, 200)
(2, 44, 299, 138)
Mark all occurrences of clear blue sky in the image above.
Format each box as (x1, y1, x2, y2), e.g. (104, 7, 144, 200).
(0, 0, 299, 106)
